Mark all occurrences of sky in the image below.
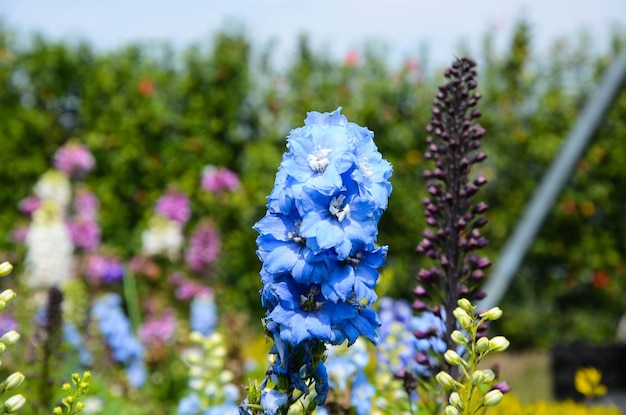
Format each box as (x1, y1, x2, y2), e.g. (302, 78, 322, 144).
(1, 0, 624, 69)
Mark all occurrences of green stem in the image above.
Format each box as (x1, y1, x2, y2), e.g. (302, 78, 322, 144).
(122, 266, 142, 331)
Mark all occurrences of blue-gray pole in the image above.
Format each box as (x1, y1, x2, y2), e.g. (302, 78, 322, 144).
(479, 55, 626, 310)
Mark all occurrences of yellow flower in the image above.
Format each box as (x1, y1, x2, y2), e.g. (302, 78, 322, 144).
(574, 367, 607, 398)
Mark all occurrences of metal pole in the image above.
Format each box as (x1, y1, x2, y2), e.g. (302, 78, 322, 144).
(479, 55, 626, 310)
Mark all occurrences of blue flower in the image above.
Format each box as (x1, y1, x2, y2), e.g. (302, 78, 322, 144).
(63, 322, 93, 366)
(190, 293, 217, 336)
(260, 390, 288, 414)
(92, 293, 146, 387)
(252, 107, 392, 412)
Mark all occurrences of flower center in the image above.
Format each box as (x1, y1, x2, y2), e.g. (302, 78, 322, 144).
(300, 287, 323, 311)
(359, 159, 374, 178)
(307, 147, 332, 173)
(346, 251, 362, 266)
(329, 194, 350, 222)
(287, 221, 305, 245)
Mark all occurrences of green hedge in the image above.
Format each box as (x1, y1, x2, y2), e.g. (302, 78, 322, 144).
(1, 20, 625, 348)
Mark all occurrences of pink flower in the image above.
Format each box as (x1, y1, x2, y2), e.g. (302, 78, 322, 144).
(10, 226, 28, 244)
(155, 191, 191, 224)
(169, 272, 211, 300)
(74, 188, 99, 220)
(53, 142, 95, 178)
(68, 217, 101, 251)
(139, 310, 176, 345)
(201, 166, 240, 193)
(344, 49, 359, 67)
(18, 196, 41, 216)
(185, 222, 220, 273)
(129, 255, 161, 280)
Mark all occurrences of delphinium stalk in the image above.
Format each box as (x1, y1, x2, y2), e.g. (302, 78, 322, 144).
(240, 107, 392, 414)
(91, 293, 146, 388)
(410, 58, 509, 415)
(413, 57, 490, 375)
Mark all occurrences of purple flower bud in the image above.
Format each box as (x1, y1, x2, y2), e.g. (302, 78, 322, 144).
(492, 381, 511, 394)
(476, 257, 491, 269)
(415, 352, 430, 365)
(412, 300, 427, 311)
(413, 286, 428, 297)
(417, 269, 433, 282)
(474, 176, 488, 187)
(474, 202, 489, 213)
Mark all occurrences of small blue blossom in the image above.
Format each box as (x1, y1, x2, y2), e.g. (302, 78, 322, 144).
(92, 293, 146, 387)
(260, 390, 288, 414)
(63, 322, 93, 366)
(190, 292, 217, 336)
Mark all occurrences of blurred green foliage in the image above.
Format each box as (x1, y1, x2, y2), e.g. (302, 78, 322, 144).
(1, 19, 625, 349)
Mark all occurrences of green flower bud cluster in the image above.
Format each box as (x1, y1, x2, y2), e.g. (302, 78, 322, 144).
(182, 331, 238, 409)
(437, 299, 509, 415)
(0, 262, 25, 415)
(52, 371, 91, 415)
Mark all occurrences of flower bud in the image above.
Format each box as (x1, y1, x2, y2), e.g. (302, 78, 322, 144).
(449, 392, 463, 409)
(435, 371, 458, 391)
(444, 350, 464, 367)
(0, 262, 12, 277)
(476, 337, 490, 353)
(3, 394, 26, 413)
(471, 370, 486, 385)
(480, 307, 503, 321)
(482, 369, 496, 383)
(457, 298, 474, 313)
(0, 290, 16, 305)
(489, 336, 510, 352)
(1, 372, 25, 393)
(0, 331, 20, 347)
(444, 405, 460, 415)
(451, 330, 468, 345)
(482, 389, 504, 406)
(453, 307, 473, 330)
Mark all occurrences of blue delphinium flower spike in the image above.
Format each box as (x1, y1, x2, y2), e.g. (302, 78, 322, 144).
(92, 293, 146, 388)
(244, 107, 392, 414)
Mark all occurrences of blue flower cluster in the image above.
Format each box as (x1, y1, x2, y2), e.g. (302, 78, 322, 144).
(378, 297, 447, 379)
(320, 339, 375, 415)
(92, 293, 146, 388)
(253, 108, 392, 408)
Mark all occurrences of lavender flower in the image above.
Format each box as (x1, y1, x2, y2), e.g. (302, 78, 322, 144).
(414, 58, 490, 374)
(185, 222, 220, 274)
(92, 293, 146, 388)
(155, 191, 192, 225)
(52, 142, 95, 179)
(201, 166, 240, 193)
(84, 253, 125, 284)
(243, 108, 392, 413)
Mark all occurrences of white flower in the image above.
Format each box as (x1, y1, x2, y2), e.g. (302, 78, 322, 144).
(33, 170, 71, 212)
(24, 202, 74, 289)
(141, 216, 183, 260)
